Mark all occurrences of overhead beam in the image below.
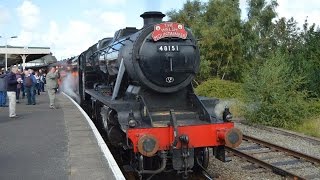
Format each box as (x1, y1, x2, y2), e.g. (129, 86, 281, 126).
(0, 46, 51, 55)
(0, 46, 52, 68)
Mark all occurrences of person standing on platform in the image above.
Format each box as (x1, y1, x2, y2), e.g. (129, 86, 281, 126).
(6, 66, 22, 118)
(39, 69, 45, 92)
(46, 66, 59, 109)
(0, 70, 8, 107)
(20, 69, 25, 99)
(24, 70, 33, 105)
(34, 71, 41, 95)
(28, 69, 37, 105)
(16, 69, 22, 103)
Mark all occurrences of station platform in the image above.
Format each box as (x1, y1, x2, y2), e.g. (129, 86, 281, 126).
(0, 92, 125, 180)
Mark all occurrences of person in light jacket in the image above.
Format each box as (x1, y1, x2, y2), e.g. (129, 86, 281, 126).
(46, 66, 59, 109)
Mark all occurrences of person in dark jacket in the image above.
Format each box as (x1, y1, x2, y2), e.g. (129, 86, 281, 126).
(6, 66, 22, 118)
(16, 69, 22, 103)
(28, 69, 37, 105)
(24, 70, 33, 105)
(0, 70, 8, 107)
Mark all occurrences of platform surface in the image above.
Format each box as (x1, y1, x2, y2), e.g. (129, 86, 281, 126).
(0, 92, 123, 180)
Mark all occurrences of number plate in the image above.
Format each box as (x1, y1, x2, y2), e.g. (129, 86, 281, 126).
(157, 45, 179, 52)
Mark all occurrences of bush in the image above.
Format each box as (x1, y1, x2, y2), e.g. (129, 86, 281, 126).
(195, 78, 245, 118)
(195, 56, 212, 82)
(243, 53, 310, 128)
(195, 78, 244, 99)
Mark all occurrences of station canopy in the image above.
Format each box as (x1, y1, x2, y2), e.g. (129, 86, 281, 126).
(0, 46, 54, 68)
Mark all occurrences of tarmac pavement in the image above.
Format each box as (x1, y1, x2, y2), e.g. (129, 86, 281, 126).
(0, 91, 123, 180)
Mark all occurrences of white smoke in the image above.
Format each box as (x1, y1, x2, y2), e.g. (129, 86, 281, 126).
(61, 72, 80, 103)
(213, 99, 236, 119)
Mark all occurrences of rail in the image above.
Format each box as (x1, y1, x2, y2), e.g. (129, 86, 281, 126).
(243, 135, 320, 164)
(226, 135, 320, 180)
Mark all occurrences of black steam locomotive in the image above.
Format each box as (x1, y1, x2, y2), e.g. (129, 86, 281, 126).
(77, 11, 242, 179)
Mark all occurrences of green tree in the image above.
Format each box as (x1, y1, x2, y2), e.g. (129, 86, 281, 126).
(294, 23, 320, 96)
(273, 17, 320, 97)
(200, 0, 243, 81)
(167, 0, 208, 82)
(168, 0, 244, 82)
(167, 0, 205, 37)
(242, 0, 278, 64)
(273, 17, 301, 54)
(243, 52, 309, 128)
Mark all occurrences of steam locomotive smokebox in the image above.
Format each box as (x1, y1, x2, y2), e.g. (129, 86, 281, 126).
(120, 11, 200, 93)
(100, 11, 200, 93)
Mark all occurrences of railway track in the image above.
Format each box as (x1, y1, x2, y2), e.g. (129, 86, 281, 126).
(226, 135, 320, 179)
(123, 169, 214, 180)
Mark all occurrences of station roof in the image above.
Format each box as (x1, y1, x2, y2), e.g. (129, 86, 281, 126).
(0, 46, 51, 67)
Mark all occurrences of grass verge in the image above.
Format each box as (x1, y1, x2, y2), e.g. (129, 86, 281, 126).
(292, 118, 320, 138)
(195, 78, 320, 138)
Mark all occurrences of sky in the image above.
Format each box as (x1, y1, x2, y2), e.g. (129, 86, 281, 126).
(0, 0, 319, 60)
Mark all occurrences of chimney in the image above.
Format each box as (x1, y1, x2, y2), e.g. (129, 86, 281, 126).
(140, 11, 165, 27)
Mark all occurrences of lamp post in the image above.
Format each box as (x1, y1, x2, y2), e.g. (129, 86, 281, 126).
(0, 35, 18, 71)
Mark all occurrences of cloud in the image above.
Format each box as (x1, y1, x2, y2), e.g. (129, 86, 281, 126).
(11, 0, 128, 59)
(9, 30, 33, 46)
(16, 0, 40, 30)
(9, 1, 41, 47)
(0, 5, 11, 26)
(84, 10, 126, 29)
(39, 12, 126, 59)
(237, 0, 320, 27)
(99, 12, 126, 30)
(83, 9, 127, 37)
(98, 0, 126, 5)
(275, 0, 320, 26)
(43, 21, 59, 44)
(48, 10, 127, 59)
(146, 0, 161, 11)
(42, 20, 100, 59)
(9, 18, 99, 59)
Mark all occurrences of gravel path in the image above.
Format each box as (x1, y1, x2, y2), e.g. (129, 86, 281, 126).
(205, 123, 320, 179)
